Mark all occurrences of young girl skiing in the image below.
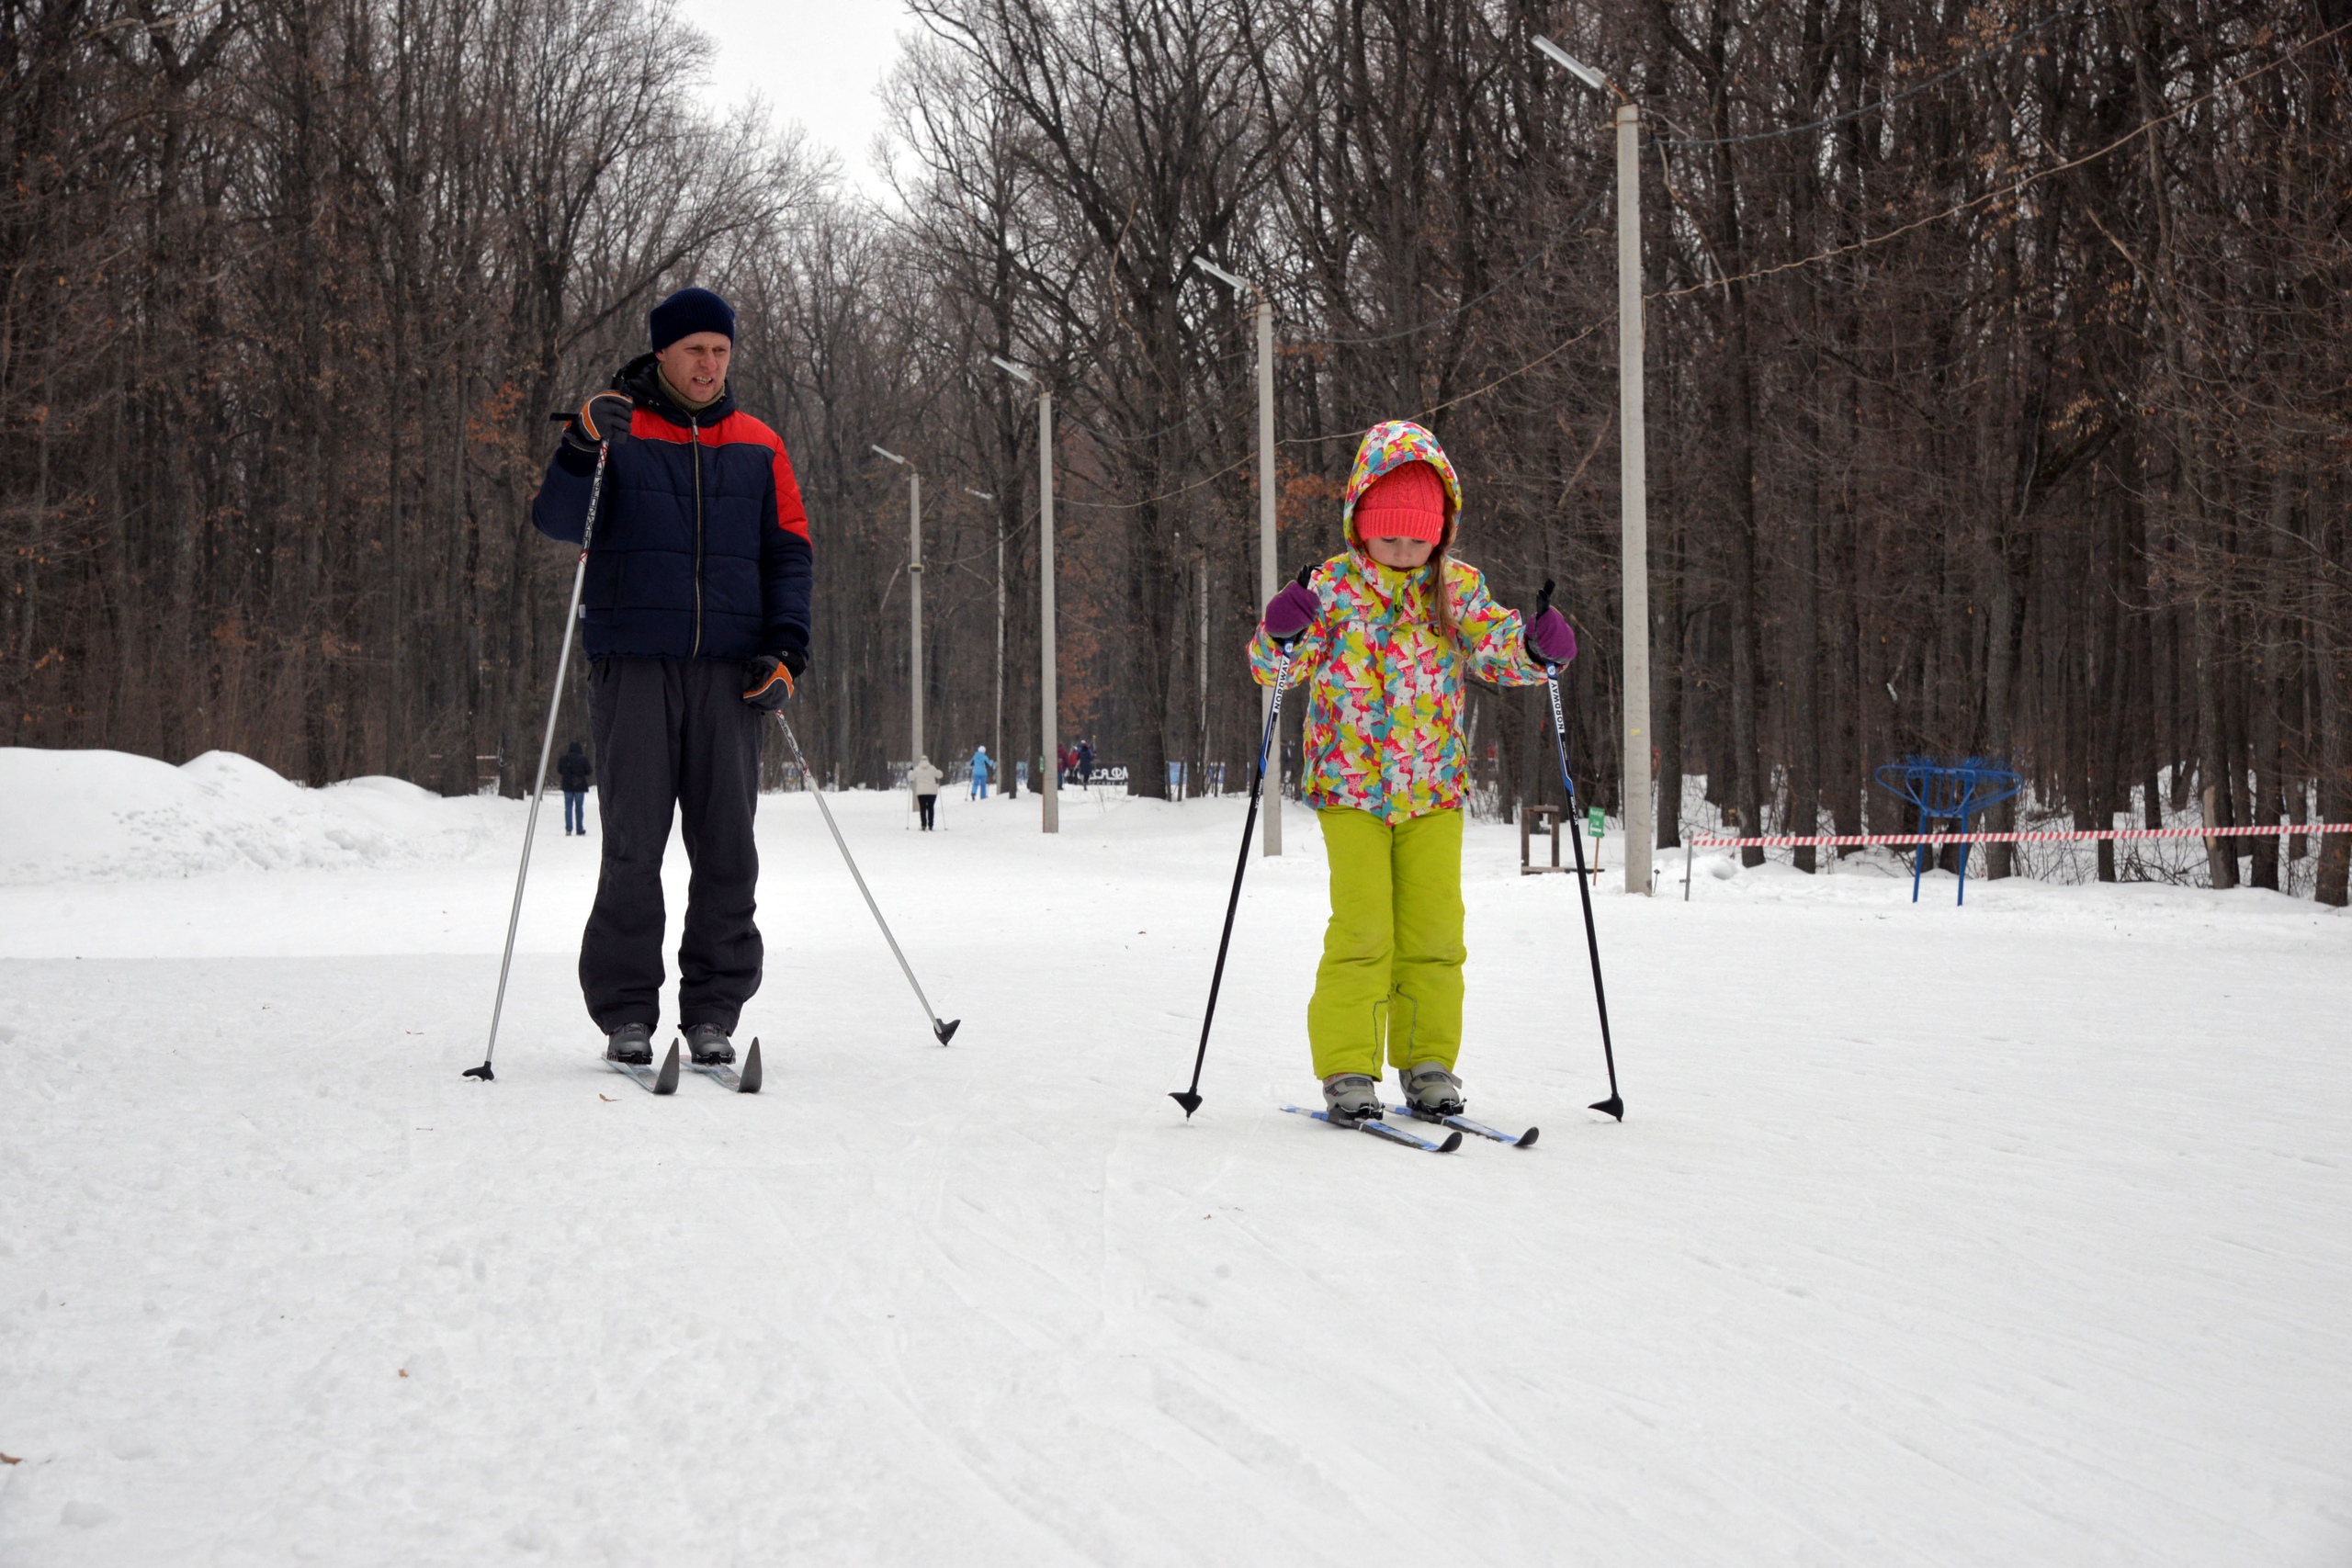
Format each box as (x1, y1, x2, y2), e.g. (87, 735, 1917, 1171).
(1250, 420, 1578, 1125)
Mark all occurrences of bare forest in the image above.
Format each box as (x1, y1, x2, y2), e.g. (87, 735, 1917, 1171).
(5, 0, 2348, 900)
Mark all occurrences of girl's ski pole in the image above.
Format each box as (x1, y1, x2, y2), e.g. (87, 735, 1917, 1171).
(466, 438, 609, 1083)
(1536, 580, 1625, 1122)
(1170, 643, 1297, 1119)
(769, 708, 960, 1044)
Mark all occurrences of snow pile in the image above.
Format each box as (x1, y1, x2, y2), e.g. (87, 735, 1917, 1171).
(0, 748, 509, 886)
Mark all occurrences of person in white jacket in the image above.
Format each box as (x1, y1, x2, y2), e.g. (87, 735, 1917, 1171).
(910, 755, 944, 830)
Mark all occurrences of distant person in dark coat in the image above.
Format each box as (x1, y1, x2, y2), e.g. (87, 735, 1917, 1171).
(529, 285, 813, 1071)
(557, 740, 594, 835)
(1074, 738, 1095, 788)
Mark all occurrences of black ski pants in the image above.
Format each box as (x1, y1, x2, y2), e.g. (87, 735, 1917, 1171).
(582, 657, 765, 1033)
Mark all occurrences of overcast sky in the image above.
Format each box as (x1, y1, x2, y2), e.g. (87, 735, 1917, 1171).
(680, 0, 919, 195)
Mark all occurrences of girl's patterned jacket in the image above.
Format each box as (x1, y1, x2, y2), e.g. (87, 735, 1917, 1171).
(1248, 422, 1546, 825)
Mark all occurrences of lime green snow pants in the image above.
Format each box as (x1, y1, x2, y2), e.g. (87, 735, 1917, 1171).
(1307, 807, 1465, 1080)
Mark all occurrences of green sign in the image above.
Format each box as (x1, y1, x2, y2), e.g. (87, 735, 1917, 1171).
(1587, 807, 1605, 838)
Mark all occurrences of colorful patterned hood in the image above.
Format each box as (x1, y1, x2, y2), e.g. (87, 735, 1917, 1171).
(1340, 421, 1463, 545)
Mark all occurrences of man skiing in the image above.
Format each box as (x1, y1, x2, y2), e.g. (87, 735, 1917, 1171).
(529, 286, 812, 1070)
(968, 745, 992, 800)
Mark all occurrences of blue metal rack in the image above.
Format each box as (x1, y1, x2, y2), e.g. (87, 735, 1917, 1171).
(1873, 757, 2023, 905)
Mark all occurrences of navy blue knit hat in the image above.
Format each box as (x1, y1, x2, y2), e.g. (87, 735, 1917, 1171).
(650, 287, 735, 351)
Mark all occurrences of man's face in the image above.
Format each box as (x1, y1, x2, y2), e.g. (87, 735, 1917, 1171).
(656, 331, 731, 405)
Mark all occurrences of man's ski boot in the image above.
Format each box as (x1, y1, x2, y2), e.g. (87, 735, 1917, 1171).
(605, 1022, 654, 1066)
(682, 1023, 736, 1066)
(1321, 1073, 1384, 1123)
(1399, 1060, 1465, 1117)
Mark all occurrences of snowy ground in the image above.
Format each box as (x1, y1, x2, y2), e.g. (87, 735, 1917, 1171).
(2, 748, 2347, 1566)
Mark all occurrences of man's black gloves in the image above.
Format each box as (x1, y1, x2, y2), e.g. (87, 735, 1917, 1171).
(562, 391, 636, 456)
(741, 650, 806, 711)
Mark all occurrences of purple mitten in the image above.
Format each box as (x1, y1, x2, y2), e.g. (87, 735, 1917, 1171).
(1262, 579, 1320, 643)
(1527, 607, 1577, 667)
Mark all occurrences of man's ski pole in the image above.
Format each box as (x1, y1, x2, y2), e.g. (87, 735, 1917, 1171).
(769, 709, 960, 1044)
(1536, 580, 1626, 1122)
(467, 439, 609, 1083)
(1170, 646, 1295, 1119)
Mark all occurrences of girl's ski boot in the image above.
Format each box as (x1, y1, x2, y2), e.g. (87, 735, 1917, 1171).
(1320, 1073, 1384, 1123)
(1399, 1061, 1465, 1117)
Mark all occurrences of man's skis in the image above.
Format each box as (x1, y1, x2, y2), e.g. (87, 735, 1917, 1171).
(610, 1040, 681, 1095)
(685, 1036, 763, 1094)
(1282, 1105, 1463, 1153)
(1388, 1105, 1539, 1148)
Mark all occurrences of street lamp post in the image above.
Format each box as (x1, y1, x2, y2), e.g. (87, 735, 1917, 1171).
(1534, 35, 1654, 896)
(967, 487, 1002, 794)
(991, 355, 1057, 834)
(1193, 255, 1282, 854)
(871, 446, 922, 772)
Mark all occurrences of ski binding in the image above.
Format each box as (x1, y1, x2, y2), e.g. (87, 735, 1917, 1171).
(1283, 1104, 1462, 1153)
(685, 1035, 763, 1094)
(610, 1040, 680, 1096)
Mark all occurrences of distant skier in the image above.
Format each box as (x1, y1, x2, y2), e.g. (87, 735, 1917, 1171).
(968, 745, 992, 800)
(910, 755, 943, 830)
(1073, 737, 1094, 789)
(1249, 419, 1577, 1126)
(557, 740, 593, 836)
(530, 286, 812, 1072)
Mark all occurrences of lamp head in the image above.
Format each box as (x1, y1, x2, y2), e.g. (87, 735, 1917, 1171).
(1533, 34, 1610, 93)
(1192, 255, 1249, 292)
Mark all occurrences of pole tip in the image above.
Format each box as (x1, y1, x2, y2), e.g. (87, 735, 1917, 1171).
(1169, 1091, 1203, 1118)
(1589, 1095, 1623, 1122)
(462, 1062, 494, 1082)
(934, 1018, 961, 1045)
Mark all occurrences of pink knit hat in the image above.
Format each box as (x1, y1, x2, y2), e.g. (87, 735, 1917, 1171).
(1350, 460, 1450, 544)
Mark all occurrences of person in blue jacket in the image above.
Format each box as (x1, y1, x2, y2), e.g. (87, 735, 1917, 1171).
(530, 287, 812, 1071)
(969, 745, 992, 800)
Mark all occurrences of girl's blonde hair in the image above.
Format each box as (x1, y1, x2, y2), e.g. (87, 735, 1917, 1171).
(1425, 518, 1459, 642)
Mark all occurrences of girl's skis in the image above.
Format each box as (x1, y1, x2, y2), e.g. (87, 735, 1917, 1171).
(1282, 1105, 1463, 1153)
(1388, 1105, 1539, 1147)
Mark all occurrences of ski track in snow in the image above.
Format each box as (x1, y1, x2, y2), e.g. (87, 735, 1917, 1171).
(1, 749, 2348, 1565)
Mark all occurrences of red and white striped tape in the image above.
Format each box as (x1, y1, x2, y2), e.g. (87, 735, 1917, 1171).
(1684, 822, 2352, 850)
